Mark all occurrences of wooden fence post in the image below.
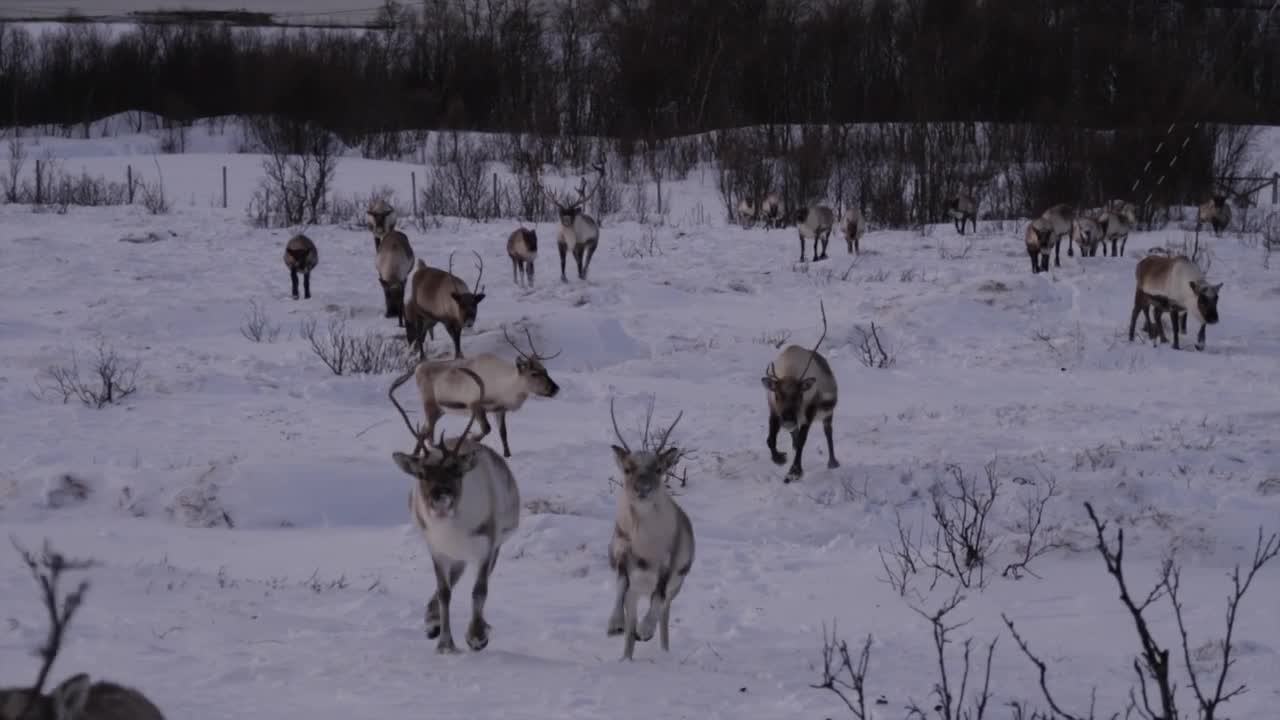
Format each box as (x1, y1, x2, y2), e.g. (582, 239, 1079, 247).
(222, 166, 228, 209)
(34, 159, 42, 205)
(1273, 173, 1278, 205)
(493, 172, 499, 218)
(411, 171, 417, 216)
(126, 164, 133, 203)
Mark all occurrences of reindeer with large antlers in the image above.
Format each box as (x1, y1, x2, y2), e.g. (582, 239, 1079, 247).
(388, 324, 561, 458)
(0, 540, 167, 720)
(541, 161, 606, 282)
(761, 301, 839, 483)
(606, 397, 695, 661)
(404, 250, 487, 359)
(388, 371, 522, 655)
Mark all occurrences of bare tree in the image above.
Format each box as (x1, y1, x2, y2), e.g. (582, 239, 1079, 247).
(925, 462, 1001, 589)
(812, 625, 873, 720)
(906, 590, 997, 720)
(37, 341, 140, 408)
(251, 116, 342, 226)
(1002, 474, 1066, 580)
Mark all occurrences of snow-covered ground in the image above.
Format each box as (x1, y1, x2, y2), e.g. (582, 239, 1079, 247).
(2, 122, 1280, 720)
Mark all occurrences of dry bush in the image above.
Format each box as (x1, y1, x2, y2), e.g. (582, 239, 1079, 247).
(852, 323, 895, 369)
(37, 341, 140, 408)
(423, 132, 497, 221)
(250, 115, 342, 227)
(240, 299, 282, 343)
(299, 316, 413, 376)
(714, 128, 775, 224)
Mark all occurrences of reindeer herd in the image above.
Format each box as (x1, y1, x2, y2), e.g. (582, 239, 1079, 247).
(0, 164, 1243, 718)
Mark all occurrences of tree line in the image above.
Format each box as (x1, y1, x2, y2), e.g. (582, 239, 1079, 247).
(1, 0, 1277, 141)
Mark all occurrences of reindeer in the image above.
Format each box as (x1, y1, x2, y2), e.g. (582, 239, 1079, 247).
(389, 371, 521, 654)
(761, 302, 838, 483)
(507, 227, 538, 288)
(0, 542, 166, 720)
(1128, 254, 1222, 351)
(404, 251, 486, 359)
(946, 192, 978, 235)
(736, 197, 757, 227)
(606, 398, 695, 661)
(541, 162, 605, 282)
(1071, 215, 1105, 257)
(761, 192, 785, 229)
(795, 204, 836, 262)
(283, 233, 318, 300)
(1099, 200, 1138, 256)
(1034, 203, 1077, 266)
(389, 325, 561, 458)
(1024, 219, 1055, 273)
(375, 229, 415, 327)
(366, 198, 396, 251)
(1197, 192, 1233, 237)
(842, 206, 865, 255)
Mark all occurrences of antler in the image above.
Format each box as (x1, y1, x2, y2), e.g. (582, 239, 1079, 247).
(470, 249, 484, 295)
(503, 323, 562, 363)
(609, 397, 631, 454)
(796, 299, 828, 381)
(11, 537, 93, 711)
(389, 366, 428, 456)
(502, 324, 532, 362)
(652, 405, 683, 455)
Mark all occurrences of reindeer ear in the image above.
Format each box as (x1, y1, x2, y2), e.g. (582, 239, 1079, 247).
(760, 376, 775, 391)
(610, 445, 633, 473)
(515, 357, 531, 372)
(1189, 280, 1202, 294)
(1213, 282, 1223, 292)
(392, 451, 424, 477)
(800, 377, 818, 391)
(52, 674, 91, 720)
(474, 293, 486, 303)
(451, 292, 463, 303)
(455, 448, 479, 475)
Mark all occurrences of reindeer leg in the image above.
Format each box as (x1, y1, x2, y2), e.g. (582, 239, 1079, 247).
(573, 245, 586, 280)
(527, 260, 535, 287)
(607, 563, 628, 637)
(1179, 309, 1188, 335)
(1053, 236, 1062, 267)
(449, 325, 464, 359)
(558, 242, 568, 282)
(467, 547, 498, 651)
(303, 270, 311, 299)
(511, 258, 518, 286)
(583, 242, 597, 278)
(1120, 233, 1128, 256)
(785, 423, 812, 483)
(1128, 291, 1144, 342)
(621, 569, 640, 660)
(430, 558, 463, 653)
(766, 413, 786, 465)
(1028, 248, 1040, 274)
(1196, 323, 1207, 351)
(1170, 309, 1181, 350)
(658, 572, 686, 653)
(797, 231, 806, 262)
(290, 268, 300, 299)
(637, 569, 669, 642)
(823, 413, 838, 469)
(471, 407, 491, 441)
(497, 410, 511, 458)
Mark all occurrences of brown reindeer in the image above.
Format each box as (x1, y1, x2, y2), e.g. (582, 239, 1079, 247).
(507, 227, 538, 288)
(404, 251, 486, 359)
(282, 233, 318, 300)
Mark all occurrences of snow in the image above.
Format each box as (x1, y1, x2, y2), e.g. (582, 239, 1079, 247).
(2, 122, 1280, 720)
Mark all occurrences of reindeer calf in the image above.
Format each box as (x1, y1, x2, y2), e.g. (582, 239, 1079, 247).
(795, 204, 835, 262)
(1099, 200, 1138, 256)
(375, 229, 415, 326)
(1198, 193, 1232, 237)
(842, 206, 865, 255)
(1, 675, 165, 720)
(1036, 203, 1076, 266)
(947, 192, 977, 235)
(606, 399, 695, 661)
(761, 192, 785, 229)
(507, 227, 537, 288)
(404, 252, 486, 359)
(283, 233, 318, 299)
(761, 303, 837, 482)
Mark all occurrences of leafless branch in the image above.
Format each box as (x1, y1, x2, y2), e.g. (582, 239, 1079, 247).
(1003, 474, 1067, 579)
(811, 624, 872, 720)
(9, 537, 94, 712)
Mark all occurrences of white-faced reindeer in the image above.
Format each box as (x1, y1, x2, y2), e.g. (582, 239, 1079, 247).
(0, 543, 166, 720)
(761, 192, 786, 229)
(1197, 192, 1233, 237)
(761, 302, 838, 483)
(842, 206, 865, 255)
(795, 204, 836, 262)
(283, 233, 318, 300)
(542, 162, 605, 282)
(404, 251, 486, 359)
(1024, 218, 1055, 274)
(946, 192, 978, 235)
(375, 228, 415, 326)
(606, 398, 695, 661)
(507, 227, 537, 288)
(1099, 199, 1138, 256)
(1036, 203, 1077, 267)
(366, 198, 397, 251)
(389, 325, 561, 458)
(389, 370, 521, 655)
(1071, 215, 1104, 257)
(1128, 254, 1222, 351)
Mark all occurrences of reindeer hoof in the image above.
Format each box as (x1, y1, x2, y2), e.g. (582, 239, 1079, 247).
(827, 458, 840, 469)
(770, 451, 787, 466)
(784, 472, 802, 484)
(466, 620, 490, 651)
(607, 624, 625, 637)
(436, 637, 459, 654)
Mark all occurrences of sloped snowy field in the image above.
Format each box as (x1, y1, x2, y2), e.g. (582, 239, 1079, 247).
(2, 130, 1280, 719)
